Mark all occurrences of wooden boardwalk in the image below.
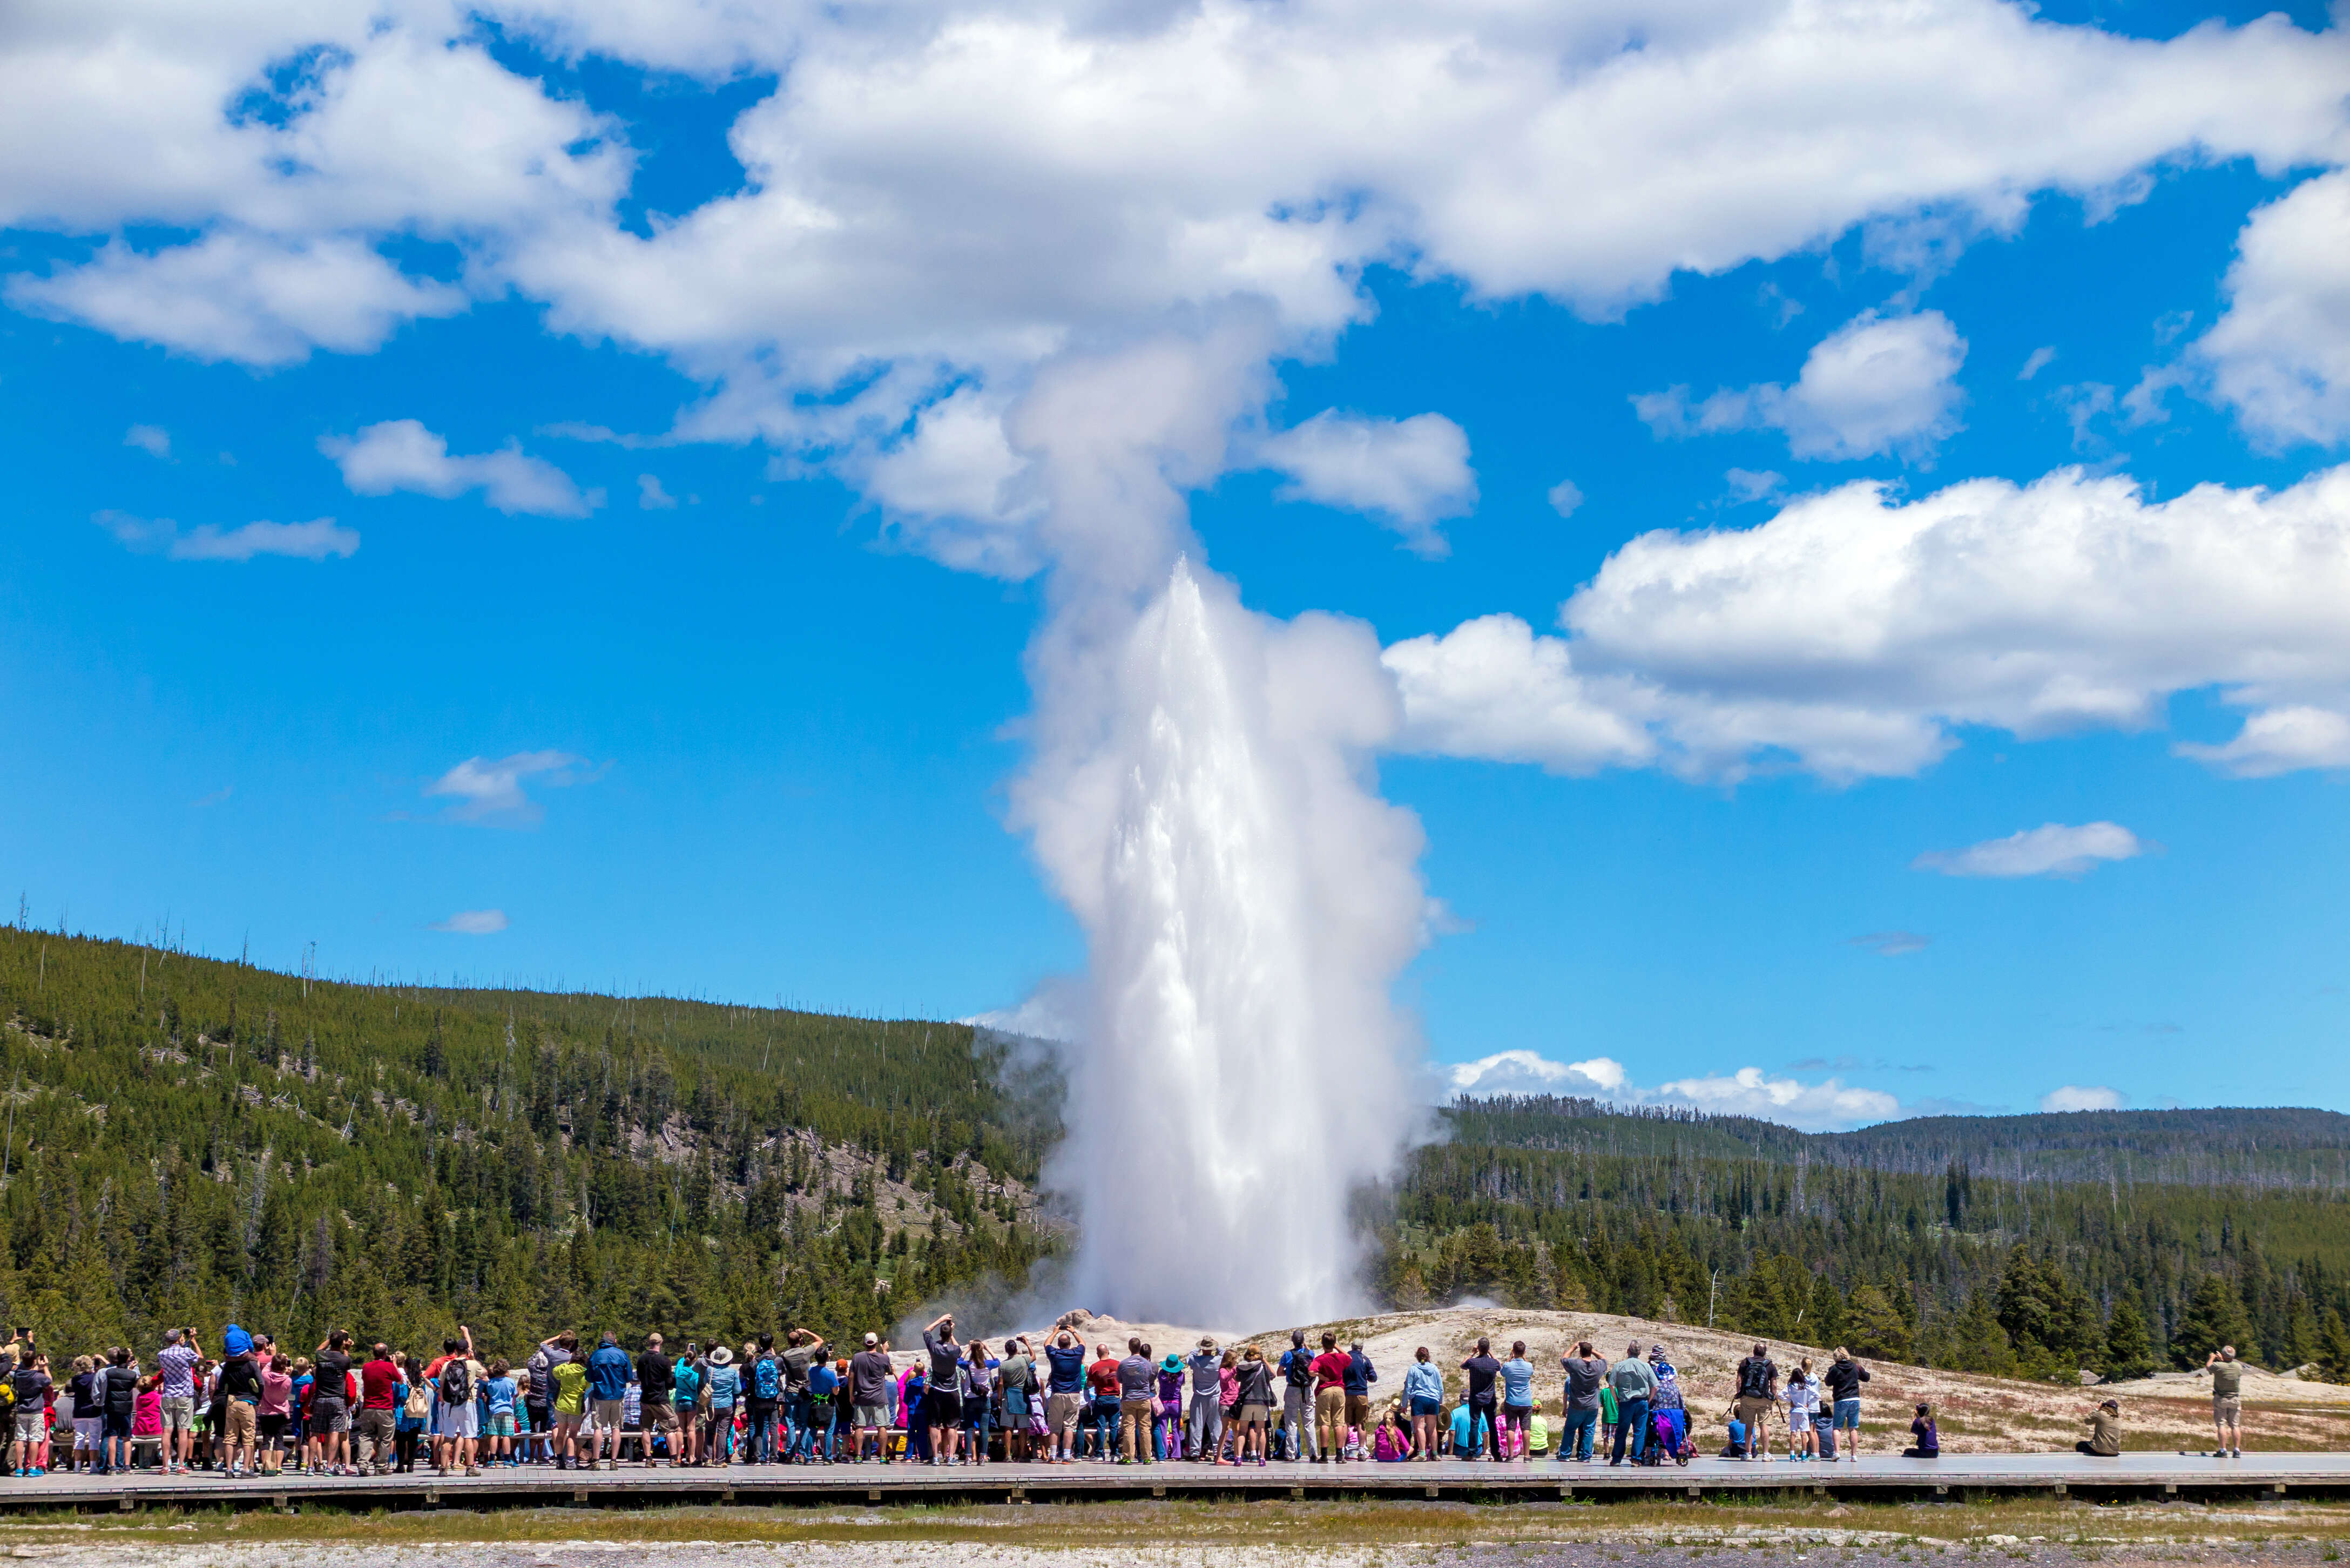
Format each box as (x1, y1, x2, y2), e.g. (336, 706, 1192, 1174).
(5, 1451, 2347, 1512)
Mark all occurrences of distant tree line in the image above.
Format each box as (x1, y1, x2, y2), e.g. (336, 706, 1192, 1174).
(1378, 1103, 2350, 1382)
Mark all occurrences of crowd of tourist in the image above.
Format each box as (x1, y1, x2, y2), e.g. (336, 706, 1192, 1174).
(0, 1319, 2250, 1479)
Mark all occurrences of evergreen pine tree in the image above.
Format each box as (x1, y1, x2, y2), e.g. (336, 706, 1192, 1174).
(2104, 1295, 2157, 1380)
(1844, 1282, 1912, 1361)
(2172, 1274, 2257, 1368)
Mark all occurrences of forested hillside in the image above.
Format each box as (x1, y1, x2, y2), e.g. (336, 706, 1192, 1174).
(1379, 1095, 2350, 1383)
(0, 925, 1057, 1359)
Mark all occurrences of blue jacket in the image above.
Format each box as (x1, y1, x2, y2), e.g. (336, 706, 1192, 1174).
(587, 1344, 633, 1401)
(1401, 1361, 1442, 1404)
(1343, 1350, 1377, 1396)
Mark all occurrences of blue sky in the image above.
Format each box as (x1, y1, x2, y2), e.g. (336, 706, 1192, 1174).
(4, 0, 2348, 1130)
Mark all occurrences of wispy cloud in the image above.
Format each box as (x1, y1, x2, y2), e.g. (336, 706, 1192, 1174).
(98, 511, 357, 562)
(1443, 1050, 1903, 1132)
(1850, 929, 1930, 956)
(1914, 821, 2144, 878)
(429, 908, 509, 935)
(424, 750, 594, 827)
(321, 420, 598, 517)
(124, 424, 170, 458)
(191, 786, 233, 808)
(2041, 1084, 2124, 1113)
(637, 474, 678, 510)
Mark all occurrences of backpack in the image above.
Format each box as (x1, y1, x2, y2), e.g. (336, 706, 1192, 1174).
(404, 1382, 430, 1421)
(1737, 1359, 1773, 1400)
(1284, 1350, 1314, 1389)
(752, 1355, 780, 1400)
(439, 1359, 472, 1406)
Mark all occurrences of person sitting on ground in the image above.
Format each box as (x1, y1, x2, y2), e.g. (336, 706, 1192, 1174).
(1719, 1408, 1748, 1460)
(1902, 1401, 1939, 1459)
(2207, 1345, 2245, 1458)
(2077, 1398, 2123, 1457)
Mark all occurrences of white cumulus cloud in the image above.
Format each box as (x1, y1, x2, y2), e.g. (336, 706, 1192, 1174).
(97, 510, 358, 562)
(1913, 821, 2145, 878)
(424, 750, 592, 827)
(1445, 1050, 1903, 1132)
(1256, 410, 1478, 555)
(322, 420, 597, 517)
(10, 232, 465, 366)
(1388, 462, 2350, 782)
(2041, 1084, 2125, 1113)
(429, 909, 509, 935)
(2192, 170, 2350, 448)
(1634, 310, 1968, 461)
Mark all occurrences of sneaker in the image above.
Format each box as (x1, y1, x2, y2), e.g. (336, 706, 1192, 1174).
(464, 1465, 480, 1477)
(28, 1469, 43, 1479)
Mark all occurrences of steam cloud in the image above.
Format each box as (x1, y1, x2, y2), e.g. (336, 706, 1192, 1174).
(1006, 323, 1430, 1328)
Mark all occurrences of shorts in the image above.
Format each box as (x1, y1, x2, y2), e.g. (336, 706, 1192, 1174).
(1411, 1397, 1440, 1418)
(310, 1396, 346, 1432)
(1346, 1394, 1372, 1429)
(1732, 1396, 1773, 1433)
(488, 1411, 517, 1437)
(1046, 1393, 1082, 1435)
(593, 1398, 624, 1429)
(2214, 1395, 2242, 1423)
(1239, 1404, 1270, 1428)
(1789, 1411, 1812, 1431)
(260, 1413, 289, 1442)
(646, 1403, 679, 1431)
(13, 1410, 43, 1442)
(855, 1404, 887, 1429)
(102, 1411, 132, 1441)
(73, 1416, 102, 1447)
(160, 1395, 196, 1432)
(332, 1408, 352, 1434)
(1832, 1398, 1861, 1431)
(226, 1401, 258, 1447)
(436, 1400, 480, 1438)
(556, 1408, 585, 1430)
(922, 1388, 961, 1427)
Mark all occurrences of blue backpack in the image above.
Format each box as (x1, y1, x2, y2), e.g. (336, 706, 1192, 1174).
(753, 1355, 780, 1400)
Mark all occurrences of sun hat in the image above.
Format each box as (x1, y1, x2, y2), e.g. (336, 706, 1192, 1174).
(1161, 1354, 1184, 1374)
(708, 1346, 734, 1365)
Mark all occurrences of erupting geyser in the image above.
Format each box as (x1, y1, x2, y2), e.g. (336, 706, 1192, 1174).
(1009, 329, 1430, 1328)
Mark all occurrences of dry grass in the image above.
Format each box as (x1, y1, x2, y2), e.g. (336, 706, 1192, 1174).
(1030, 1307, 2350, 1456)
(23, 1495, 2350, 1552)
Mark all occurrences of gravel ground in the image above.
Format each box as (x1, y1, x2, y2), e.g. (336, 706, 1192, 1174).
(15, 1536, 2350, 1568)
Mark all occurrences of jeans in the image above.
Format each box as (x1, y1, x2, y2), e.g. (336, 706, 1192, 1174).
(1611, 1397, 1649, 1464)
(1089, 1401, 1119, 1458)
(1561, 1406, 1597, 1460)
(746, 1401, 778, 1463)
(801, 1404, 835, 1461)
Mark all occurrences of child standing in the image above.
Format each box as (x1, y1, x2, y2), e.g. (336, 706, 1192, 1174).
(1783, 1363, 1820, 1462)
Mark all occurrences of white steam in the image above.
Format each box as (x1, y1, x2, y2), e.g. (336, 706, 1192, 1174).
(1007, 326, 1430, 1328)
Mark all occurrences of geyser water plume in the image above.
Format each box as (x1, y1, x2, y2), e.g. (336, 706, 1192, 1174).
(1009, 329, 1430, 1329)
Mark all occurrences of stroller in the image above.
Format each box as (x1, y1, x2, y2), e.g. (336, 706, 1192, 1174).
(1637, 1407, 1693, 1466)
